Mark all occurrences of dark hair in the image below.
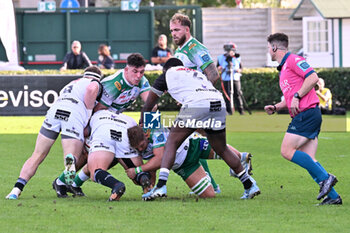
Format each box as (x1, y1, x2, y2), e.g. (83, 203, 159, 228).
(170, 13, 191, 29)
(83, 65, 102, 80)
(163, 58, 184, 72)
(127, 53, 146, 68)
(127, 125, 145, 148)
(267, 33, 289, 49)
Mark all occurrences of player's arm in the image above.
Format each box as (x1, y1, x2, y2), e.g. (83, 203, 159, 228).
(141, 147, 164, 172)
(290, 72, 319, 116)
(84, 81, 101, 115)
(264, 98, 287, 115)
(126, 146, 164, 179)
(203, 63, 220, 84)
(140, 74, 166, 124)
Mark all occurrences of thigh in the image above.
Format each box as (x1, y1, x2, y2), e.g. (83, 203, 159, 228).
(87, 151, 115, 180)
(185, 166, 215, 198)
(32, 132, 56, 159)
(61, 138, 84, 158)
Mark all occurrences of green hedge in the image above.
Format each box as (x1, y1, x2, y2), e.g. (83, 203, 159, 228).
(1, 68, 349, 110)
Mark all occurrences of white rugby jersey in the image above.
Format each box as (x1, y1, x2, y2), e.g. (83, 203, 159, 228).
(151, 66, 223, 105)
(58, 78, 95, 104)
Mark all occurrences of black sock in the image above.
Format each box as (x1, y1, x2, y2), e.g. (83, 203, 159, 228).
(14, 178, 27, 191)
(94, 169, 120, 189)
(238, 172, 253, 190)
(156, 179, 167, 188)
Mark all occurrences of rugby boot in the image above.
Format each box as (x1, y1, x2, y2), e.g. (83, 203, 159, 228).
(108, 182, 125, 201)
(52, 178, 68, 198)
(317, 195, 343, 206)
(67, 185, 85, 197)
(241, 178, 260, 199)
(317, 173, 338, 200)
(6, 187, 21, 200)
(142, 185, 167, 201)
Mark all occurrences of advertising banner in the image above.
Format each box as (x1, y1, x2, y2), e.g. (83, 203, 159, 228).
(0, 75, 79, 116)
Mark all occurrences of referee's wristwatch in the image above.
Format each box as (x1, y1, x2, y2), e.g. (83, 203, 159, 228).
(294, 92, 301, 100)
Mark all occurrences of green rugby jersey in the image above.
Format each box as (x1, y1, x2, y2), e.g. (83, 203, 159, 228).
(174, 37, 213, 72)
(100, 69, 150, 112)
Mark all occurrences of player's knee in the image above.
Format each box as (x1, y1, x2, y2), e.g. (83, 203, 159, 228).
(190, 176, 214, 197)
(280, 147, 293, 160)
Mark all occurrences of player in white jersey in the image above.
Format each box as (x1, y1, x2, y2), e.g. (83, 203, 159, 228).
(6, 66, 103, 200)
(126, 126, 254, 199)
(141, 58, 260, 201)
(86, 110, 142, 201)
(51, 53, 152, 198)
(170, 13, 222, 192)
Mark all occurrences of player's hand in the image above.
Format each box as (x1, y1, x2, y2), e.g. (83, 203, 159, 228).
(126, 168, 136, 179)
(290, 97, 300, 117)
(264, 105, 276, 115)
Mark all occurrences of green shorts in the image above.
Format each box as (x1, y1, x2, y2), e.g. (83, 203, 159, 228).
(173, 137, 211, 180)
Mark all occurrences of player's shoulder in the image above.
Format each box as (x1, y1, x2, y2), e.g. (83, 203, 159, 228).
(102, 69, 123, 82)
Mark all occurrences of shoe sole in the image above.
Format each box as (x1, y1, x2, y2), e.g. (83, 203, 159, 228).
(248, 190, 261, 199)
(245, 153, 253, 175)
(108, 185, 126, 201)
(64, 155, 76, 185)
(317, 176, 338, 200)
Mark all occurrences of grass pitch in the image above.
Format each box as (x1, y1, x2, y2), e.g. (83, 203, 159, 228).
(0, 113, 349, 233)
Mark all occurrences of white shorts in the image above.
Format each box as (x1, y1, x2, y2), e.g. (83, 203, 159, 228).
(41, 101, 89, 142)
(175, 99, 226, 131)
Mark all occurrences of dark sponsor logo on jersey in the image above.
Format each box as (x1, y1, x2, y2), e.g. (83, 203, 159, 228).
(195, 88, 218, 93)
(124, 147, 137, 155)
(110, 129, 122, 142)
(94, 142, 109, 150)
(54, 109, 71, 121)
(66, 127, 80, 137)
(114, 81, 122, 90)
(189, 43, 197, 50)
(99, 116, 127, 124)
(156, 133, 165, 143)
(209, 101, 222, 112)
(201, 54, 210, 63)
(60, 97, 78, 104)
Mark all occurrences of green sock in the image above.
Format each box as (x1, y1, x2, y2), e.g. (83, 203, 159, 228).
(199, 159, 218, 189)
(58, 172, 66, 184)
(73, 176, 84, 187)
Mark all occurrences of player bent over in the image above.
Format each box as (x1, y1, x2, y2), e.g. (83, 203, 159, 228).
(264, 33, 341, 205)
(126, 125, 255, 200)
(140, 58, 260, 201)
(52, 53, 151, 197)
(82, 110, 151, 201)
(6, 66, 103, 200)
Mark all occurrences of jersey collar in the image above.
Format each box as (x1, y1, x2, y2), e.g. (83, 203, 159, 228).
(178, 36, 193, 50)
(277, 52, 291, 71)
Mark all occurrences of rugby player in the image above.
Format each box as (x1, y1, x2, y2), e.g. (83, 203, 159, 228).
(141, 58, 260, 200)
(6, 66, 103, 200)
(126, 125, 254, 200)
(52, 53, 152, 197)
